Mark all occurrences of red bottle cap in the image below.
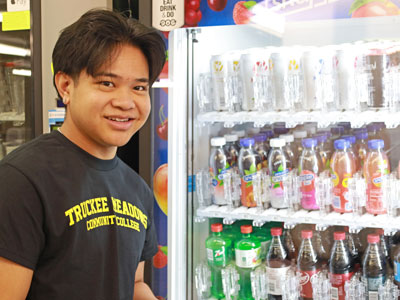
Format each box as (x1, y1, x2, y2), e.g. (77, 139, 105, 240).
(271, 227, 282, 236)
(211, 223, 223, 233)
(241, 225, 253, 234)
(334, 232, 346, 241)
(367, 234, 380, 244)
(301, 230, 313, 239)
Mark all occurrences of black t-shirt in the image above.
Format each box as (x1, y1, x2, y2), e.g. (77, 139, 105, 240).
(0, 131, 158, 300)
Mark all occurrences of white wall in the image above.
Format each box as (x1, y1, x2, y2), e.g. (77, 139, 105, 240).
(41, 0, 112, 133)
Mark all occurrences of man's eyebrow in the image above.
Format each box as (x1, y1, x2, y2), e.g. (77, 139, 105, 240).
(93, 72, 149, 83)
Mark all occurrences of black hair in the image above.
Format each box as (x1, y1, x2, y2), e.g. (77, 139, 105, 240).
(52, 8, 166, 99)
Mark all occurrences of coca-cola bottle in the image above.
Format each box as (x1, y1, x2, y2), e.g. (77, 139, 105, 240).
(266, 227, 291, 299)
(362, 234, 387, 299)
(297, 230, 321, 300)
(329, 231, 354, 300)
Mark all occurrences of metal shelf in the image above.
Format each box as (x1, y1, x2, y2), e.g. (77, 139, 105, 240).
(197, 110, 400, 129)
(196, 205, 400, 232)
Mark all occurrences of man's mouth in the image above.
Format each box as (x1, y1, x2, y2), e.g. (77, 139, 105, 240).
(107, 117, 132, 122)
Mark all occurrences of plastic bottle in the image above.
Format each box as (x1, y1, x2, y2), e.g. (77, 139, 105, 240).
(268, 138, 290, 209)
(293, 130, 307, 161)
(238, 138, 262, 207)
(252, 226, 271, 261)
(362, 234, 387, 298)
(364, 139, 390, 215)
(224, 134, 240, 169)
(314, 230, 329, 270)
(298, 138, 323, 210)
(283, 227, 298, 264)
(254, 133, 269, 170)
(266, 227, 291, 299)
(297, 230, 321, 300)
(279, 134, 296, 171)
(354, 129, 368, 172)
(235, 225, 262, 300)
(313, 133, 332, 170)
(205, 223, 233, 299)
(347, 231, 362, 272)
(210, 137, 231, 205)
(341, 135, 359, 170)
(367, 123, 390, 151)
(329, 231, 354, 300)
(376, 229, 392, 274)
(224, 223, 240, 259)
(330, 139, 356, 213)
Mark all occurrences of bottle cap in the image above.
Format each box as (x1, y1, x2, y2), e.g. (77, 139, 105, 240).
(211, 137, 226, 147)
(313, 134, 327, 144)
(330, 126, 344, 135)
(274, 127, 290, 135)
(355, 131, 368, 140)
(279, 134, 294, 143)
(224, 134, 238, 142)
(302, 138, 317, 148)
(270, 138, 286, 148)
(232, 130, 245, 138)
(211, 223, 223, 233)
(334, 231, 346, 241)
(240, 138, 255, 148)
(293, 130, 307, 139)
(367, 234, 380, 244)
(241, 224, 253, 234)
(301, 230, 313, 239)
(271, 227, 283, 236)
(368, 139, 384, 150)
(342, 135, 356, 145)
(260, 130, 274, 138)
(334, 139, 350, 150)
(254, 133, 267, 143)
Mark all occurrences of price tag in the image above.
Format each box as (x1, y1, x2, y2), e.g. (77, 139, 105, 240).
(7, 0, 29, 12)
(152, 0, 184, 32)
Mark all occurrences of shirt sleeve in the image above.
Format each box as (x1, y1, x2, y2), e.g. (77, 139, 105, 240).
(0, 163, 45, 270)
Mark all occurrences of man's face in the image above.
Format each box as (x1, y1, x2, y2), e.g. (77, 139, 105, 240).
(62, 44, 150, 159)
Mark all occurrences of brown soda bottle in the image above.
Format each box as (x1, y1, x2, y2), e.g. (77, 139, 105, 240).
(297, 230, 321, 300)
(329, 231, 355, 300)
(266, 227, 291, 300)
(283, 226, 298, 264)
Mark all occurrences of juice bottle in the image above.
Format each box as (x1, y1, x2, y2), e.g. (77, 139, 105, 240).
(235, 225, 262, 300)
(254, 133, 269, 169)
(329, 231, 354, 300)
(224, 134, 240, 169)
(330, 139, 356, 213)
(364, 139, 390, 215)
(354, 129, 368, 171)
(205, 223, 233, 299)
(268, 138, 290, 209)
(297, 230, 321, 300)
(341, 135, 360, 171)
(279, 134, 296, 171)
(238, 138, 262, 207)
(210, 137, 231, 205)
(362, 234, 386, 298)
(298, 138, 322, 210)
(266, 227, 291, 299)
(313, 133, 331, 170)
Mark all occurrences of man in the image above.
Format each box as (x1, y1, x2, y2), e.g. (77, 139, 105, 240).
(0, 9, 166, 300)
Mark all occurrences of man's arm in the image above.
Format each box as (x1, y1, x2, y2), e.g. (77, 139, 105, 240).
(133, 261, 157, 300)
(0, 256, 33, 300)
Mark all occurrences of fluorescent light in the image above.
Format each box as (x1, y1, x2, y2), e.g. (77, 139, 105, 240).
(0, 43, 30, 57)
(12, 69, 31, 76)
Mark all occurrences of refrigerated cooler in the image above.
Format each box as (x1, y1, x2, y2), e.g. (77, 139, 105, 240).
(168, 16, 400, 300)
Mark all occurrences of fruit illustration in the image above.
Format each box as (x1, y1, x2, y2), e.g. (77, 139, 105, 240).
(184, 0, 202, 26)
(153, 245, 168, 269)
(350, 0, 400, 17)
(157, 104, 168, 141)
(154, 164, 168, 215)
(207, 0, 228, 11)
(233, 1, 257, 25)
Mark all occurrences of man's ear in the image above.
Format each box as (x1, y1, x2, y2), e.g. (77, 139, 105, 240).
(54, 72, 73, 105)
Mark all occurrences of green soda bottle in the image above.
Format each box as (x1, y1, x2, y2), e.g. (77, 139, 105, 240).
(224, 223, 240, 259)
(205, 223, 233, 299)
(235, 224, 262, 300)
(252, 226, 271, 261)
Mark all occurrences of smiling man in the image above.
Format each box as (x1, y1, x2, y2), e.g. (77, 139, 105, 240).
(0, 9, 165, 300)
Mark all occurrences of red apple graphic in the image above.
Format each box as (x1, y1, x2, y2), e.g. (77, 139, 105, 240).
(153, 245, 168, 269)
(156, 104, 168, 141)
(233, 1, 257, 25)
(350, 0, 400, 17)
(154, 163, 168, 216)
(208, 0, 228, 11)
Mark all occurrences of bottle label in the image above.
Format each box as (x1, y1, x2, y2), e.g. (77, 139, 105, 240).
(235, 247, 261, 268)
(298, 269, 320, 299)
(329, 271, 354, 300)
(364, 275, 386, 291)
(331, 171, 353, 213)
(395, 261, 400, 282)
(240, 163, 257, 207)
(300, 170, 319, 210)
(206, 247, 228, 267)
(271, 166, 289, 202)
(366, 161, 389, 214)
(266, 265, 290, 295)
(210, 164, 230, 205)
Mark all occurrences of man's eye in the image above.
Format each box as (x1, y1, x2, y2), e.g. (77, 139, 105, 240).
(134, 86, 147, 91)
(100, 81, 114, 88)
